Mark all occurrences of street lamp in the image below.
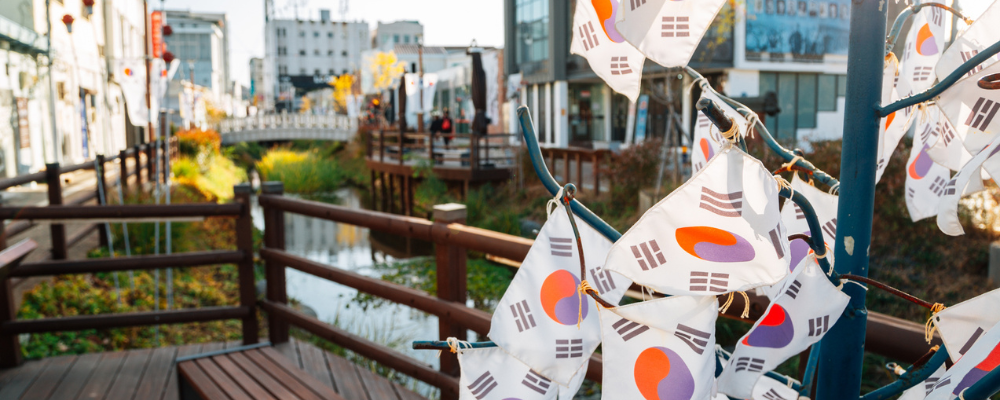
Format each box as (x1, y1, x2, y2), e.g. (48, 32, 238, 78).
(61, 14, 74, 33)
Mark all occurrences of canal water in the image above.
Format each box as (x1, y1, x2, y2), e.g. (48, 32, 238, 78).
(250, 188, 477, 398)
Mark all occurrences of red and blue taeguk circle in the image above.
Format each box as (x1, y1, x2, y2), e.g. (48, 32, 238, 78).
(540, 270, 586, 325)
(742, 304, 795, 348)
(676, 226, 755, 263)
(634, 346, 695, 400)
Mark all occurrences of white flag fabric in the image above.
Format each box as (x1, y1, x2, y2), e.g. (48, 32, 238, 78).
(923, 105, 972, 171)
(898, 365, 947, 400)
(404, 73, 439, 112)
(613, 0, 727, 68)
(690, 90, 750, 175)
(937, 61, 1000, 156)
(897, 0, 949, 94)
(925, 319, 1000, 400)
(456, 346, 585, 400)
(905, 109, 954, 222)
(717, 259, 849, 399)
(605, 147, 790, 296)
(932, 288, 1000, 363)
(749, 374, 800, 400)
(778, 175, 839, 273)
(935, 0, 1000, 84)
(936, 135, 1000, 236)
(489, 201, 630, 385)
(599, 295, 718, 400)
(115, 58, 149, 126)
(876, 56, 916, 184)
(569, 0, 646, 102)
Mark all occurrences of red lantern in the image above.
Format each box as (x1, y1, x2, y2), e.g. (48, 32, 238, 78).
(82, 0, 94, 14)
(163, 25, 173, 36)
(61, 14, 74, 32)
(163, 51, 175, 64)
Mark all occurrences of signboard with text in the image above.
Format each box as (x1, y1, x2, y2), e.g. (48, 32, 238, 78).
(745, 0, 851, 61)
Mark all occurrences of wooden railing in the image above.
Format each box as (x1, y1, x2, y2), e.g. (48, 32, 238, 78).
(539, 147, 610, 194)
(0, 184, 258, 369)
(365, 130, 518, 170)
(0, 138, 179, 260)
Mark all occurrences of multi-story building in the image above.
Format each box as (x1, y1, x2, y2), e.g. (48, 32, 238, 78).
(0, 1, 49, 177)
(503, 1, 911, 149)
(372, 20, 423, 52)
(264, 9, 369, 112)
(163, 10, 229, 104)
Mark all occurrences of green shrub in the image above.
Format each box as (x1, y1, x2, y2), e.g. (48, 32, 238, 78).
(256, 148, 345, 193)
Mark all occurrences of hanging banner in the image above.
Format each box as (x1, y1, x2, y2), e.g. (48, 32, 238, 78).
(151, 11, 164, 58)
(114, 58, 149, 126)
(16, 97, 29, 149)
(634, 94, 649, 143)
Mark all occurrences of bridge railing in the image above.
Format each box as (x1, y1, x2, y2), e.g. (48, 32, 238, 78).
(218, 114, 357, 134)
(365, 130, 519, 170)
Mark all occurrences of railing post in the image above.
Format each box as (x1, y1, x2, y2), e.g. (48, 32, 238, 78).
(133, 145, 143, 187)
(96, 154, 109, 247)
(234, 184, 260, 345)
(398, 129, 404, 165)
(593, 152, 600, 194)
(119, 149, 129, 193)
(429, 132, 435, 165)
(379, 130, 385, 162)
(161, 141, 169, 184)
(575, 152, 582, 191)
(433, 203, 468, 391)
(0, 267, 20, 368)
(147, 143, 156, 186)
(261, 181, 288, 344)
(46, 163, 67, 260)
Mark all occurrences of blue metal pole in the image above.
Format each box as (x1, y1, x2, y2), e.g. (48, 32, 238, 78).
(815, 0, 887, 398)
(860, 346, 949, 400)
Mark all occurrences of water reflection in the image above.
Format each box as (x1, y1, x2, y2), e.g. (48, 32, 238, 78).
(250, 188, 441, 397)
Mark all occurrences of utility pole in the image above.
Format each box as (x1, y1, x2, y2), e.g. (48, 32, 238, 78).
(144, 0, 155, 143)
(417, 37, 425, 133)
(45, 0, 60, 163)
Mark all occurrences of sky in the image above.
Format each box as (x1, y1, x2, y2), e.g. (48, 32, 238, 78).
(160, 0, 505, 87)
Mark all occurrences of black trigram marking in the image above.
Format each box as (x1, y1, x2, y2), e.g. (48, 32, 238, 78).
(589, 266, 617, 294)
(510, 300, 536, 332)
(521, 370, 552, 395)
(919, 123, 936, 144)
(822, 218, 837, 239)
(697, 113, 711, 129)
(612, 318, 650, 342)
(924, 377, 940, 395)
(959, 327, 986, 356)
(943, 178, 958, 196)
(700, 187, 743, 217)
(937, 121, 957, 146)
(629, 0, 647, 10)
(578, 21, 599, 51)
(610, 56, 632, 75)
(693, 161, 704, 172)
(794, 204, 805, 220)
(734, 357, 765, 373)
(631, 240, 666, 271)
(550, 237, 573, 257)
(768, 224, 785, 259)
(961, 50, 985, 78)
(808, 315, 830, 337)
(690, 271, 729, 293)
(661, 16, 690, 37)
(964, 97, 1000, 131)
(930, 176, 947, 197)
(933, 377, 952, 390)
(877, 158, 886, 173)
(907, 187, 916, 199)
(762, 389, 793, 400)
(555, 339, 584, 358)
(674, 324, 710, 355)
(914, 66, 933, 82)
(930, 7, 943, 25)
(468, 371, 498, 399)
(785, 280, 802, 299)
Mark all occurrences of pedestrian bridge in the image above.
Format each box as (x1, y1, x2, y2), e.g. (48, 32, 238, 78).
(217, 114, 357, 145)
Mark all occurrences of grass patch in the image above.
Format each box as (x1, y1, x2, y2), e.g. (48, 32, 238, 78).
(256, 148, 346, 194)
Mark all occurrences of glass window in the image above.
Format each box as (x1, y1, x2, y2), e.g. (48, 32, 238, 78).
(404, 35, 410, 43)
(759, 73, 778, 135)
(300, 31, 305, 37)
(314, 50, 320, 56)
(394, 34, 400, 43)
(328, 32, 334, 38)
(777, 73, 797, 141)
(817, 75, 838, 112)
(314, 32, 319, 37)
(515, 0, 550, 64)
(797, 74, 817, 129)
(837, 75, 848, 96)
(299, 49, 306, 56)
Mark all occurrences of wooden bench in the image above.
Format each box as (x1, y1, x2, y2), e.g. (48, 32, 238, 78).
(177, 343, 346, 400)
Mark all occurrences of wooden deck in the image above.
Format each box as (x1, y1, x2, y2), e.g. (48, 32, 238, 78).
(0, 339, 426, 400)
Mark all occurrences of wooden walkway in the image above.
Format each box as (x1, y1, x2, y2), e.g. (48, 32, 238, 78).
(0, 339, 426, 400)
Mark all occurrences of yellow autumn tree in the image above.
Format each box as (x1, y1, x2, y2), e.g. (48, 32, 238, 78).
(368, 51, 407, 92)
(330, 74, 354, 114)
(299, 96, 312, 114)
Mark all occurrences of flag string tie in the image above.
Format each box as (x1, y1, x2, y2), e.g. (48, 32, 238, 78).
(443, 337, 472, 357)
(774, 175, 793, 199)
(720, 117, 740, 145)
(925, 303, 947, 344)
(743, 113, 759, 139)
(720, 292, 735, 314)
(780, 155, 804, 173)
(719, 291, 750, 319)
(829, 182, 840, 195)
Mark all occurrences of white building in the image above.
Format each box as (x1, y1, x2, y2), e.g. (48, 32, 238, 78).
(163, 10, 229, 107)
(0, 2, 50, 177)
(372, 20, 423, 51)
(264, 9, 369, 112)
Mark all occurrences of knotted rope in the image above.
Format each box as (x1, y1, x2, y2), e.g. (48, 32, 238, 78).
(925, 303, 947, 344)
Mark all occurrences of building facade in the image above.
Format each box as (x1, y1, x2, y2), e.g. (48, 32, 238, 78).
(163, 10, 229, 103)
(249, 57, 264, 107)
(372, 20, 422, 52)
(501, 0, 888, 149)
(264, 10, 368, 112)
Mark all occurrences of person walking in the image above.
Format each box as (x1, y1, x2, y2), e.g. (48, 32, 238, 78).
(441, 110, 454, 147)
